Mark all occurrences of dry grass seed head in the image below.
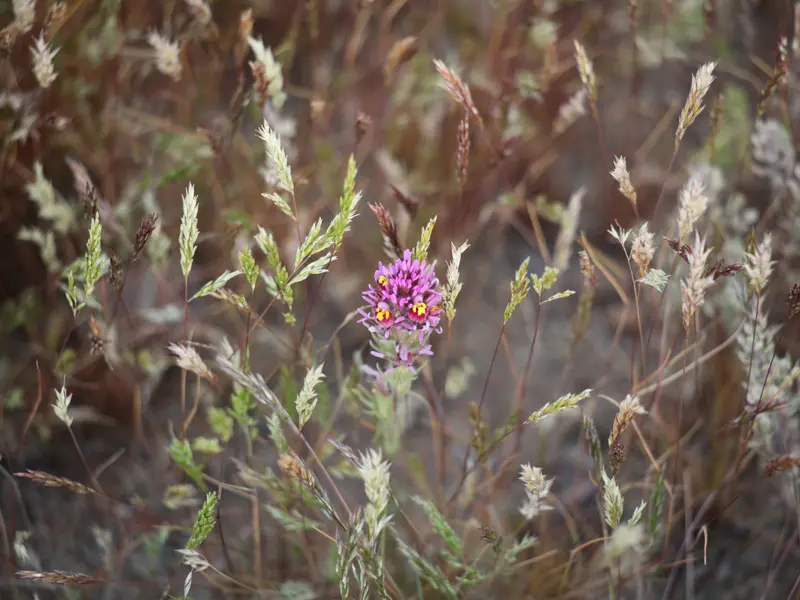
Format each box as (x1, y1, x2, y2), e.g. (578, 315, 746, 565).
(15, 470, 97, 495)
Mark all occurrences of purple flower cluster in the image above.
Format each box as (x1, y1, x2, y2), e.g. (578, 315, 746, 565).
(359, 249, 442, 369)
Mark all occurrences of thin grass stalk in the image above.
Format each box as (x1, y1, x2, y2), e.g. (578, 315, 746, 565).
(67, 425, 104, 495)
(665, 328, 690, 556)
(450, 324, 506, 512)
(650, 145, 679, 220)
(180, 276, 188, 439)
(513, 302, 542, 455)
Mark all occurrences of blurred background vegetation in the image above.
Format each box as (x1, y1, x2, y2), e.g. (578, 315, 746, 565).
(1, 0, 800, 599)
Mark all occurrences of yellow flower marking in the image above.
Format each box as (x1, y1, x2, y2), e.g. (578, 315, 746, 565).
(376, 307, 392, 322)
(411, 302, 427, 317)
(378, 275, 388, 286)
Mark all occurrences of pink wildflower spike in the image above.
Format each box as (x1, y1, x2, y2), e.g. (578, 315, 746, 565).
(360, 249, 442, 369)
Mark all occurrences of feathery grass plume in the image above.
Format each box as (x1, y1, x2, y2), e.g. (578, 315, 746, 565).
(296, 363, 325, 429)
(267, 413, 289, 454)
(239, 246, 258, 291)
(708, 259, 744, 281)
(192, 437, 221, 454)
(164, 484, 201, 510)
(734, 298, 800, 463)
(336, 514, 365, 599)
(186, 492, 217, 549)
(666, 236, 691, 262)
(677, 175, 708, 240)
(744, 234, 774, 294)
(183, 570, 194, 599)
(396, 536, 459, 597)
(325, 154, 360, 248)
(168, 343, 213, 381)
(185, 0, 212, 27)
(541, 289, 575, 304)
(53, 381, 73, 427)
(257, 119, 294, 197)
(764, 455, 800, 476)
(265, 505, 323, 532)
(638, 268, 670, 292)
(676, 61, 717, 146)
(256, 226, 292, 307)
(756, 38, 789, 118)
(264, 192, 294, 220)
(504, 257, 530, 323)
(608, 222, 632, 250)
(553, 187, 584, 271)
(629, 500, 647, 526)
(609, 394, 647, 447)
(610, 156, 637, 208)
(631, 223, 655, 276)
(680, 233, 714, 331)
(278, 453, 316, 490)
(176, 548, 210, 572)
(369, 203, 402, 259)
(530, 265, 560, 297)
(169, 437, 206, 490)
(553, 87, 588, 134)
(247, 36, 286, 108)
(413, 496, 462, 556)
(179, 183, 199, 278)
(433, 58, 481, 123)
(82, 214, 104, 305)
(26, 163, 74, 234)
(64, 270, 79, 316)
(190, 270, 241, 301)
(519, 464, 553, 520)
(603, 522, 646, 578)
(236, 9, 254, 62)
(147, 30, 182, 80)
(229, 386, 257, 439)
(527, 388, 592, 424)
(12, 0, 35, 34)
(572, 40, 597, 104)
(145, 220, 171, 270)
(132, 213, 158, 261)
(15, 470, 96, 495)
(30, 34, 59, 88)
(442, 240, 470, 323)
(358, 449, 392, 543)
(216, 353, 282, 411)
(384, 35, 418, 80)
(288, 252, 336, 287)
(17, 570, 102, 585)
(601, 470, 624, 529)
(294, 219, 326, 266)
(14, 531, 39, 570)
(212, 288, 249, 313)
(192, 435, 222, 454)
(609, 440, 627, 475)
(19, 228, 60, 274)
(412, 215, 437, 262)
